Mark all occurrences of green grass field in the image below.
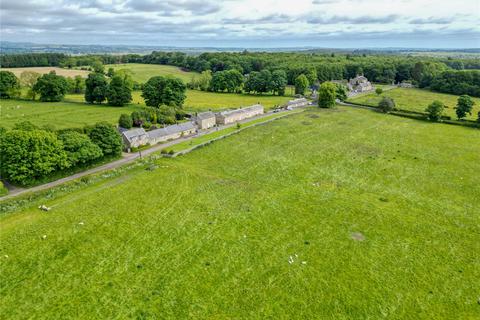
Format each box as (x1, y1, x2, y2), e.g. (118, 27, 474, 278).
(0, 99, 142, 129)
(105, 63, 200, 83)
(1, 90, 292, 129)
(348, 87, 480, 120)
(1, 107, 479, 319)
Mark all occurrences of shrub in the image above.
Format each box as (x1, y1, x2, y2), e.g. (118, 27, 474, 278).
(119, 114, 133, 129)
(161, 149, 168, 154)
(87, 122, 123, 156)
(375, 87, 383, 95)
(334, 83, 348, 101)
(425, 100, 445, 121)
(0, 130, 68, 185)
(378, 97, 395, 113)
(456, 95, 475, 120)
(12, 121, 39, 131)
(477, 111, 480, 123)
(168, 150, 175, 155)
(58, 131, 103, 167)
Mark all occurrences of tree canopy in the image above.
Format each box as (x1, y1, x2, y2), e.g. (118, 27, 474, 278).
(32, 71, 69, 102)
(142, 76, 186, 108)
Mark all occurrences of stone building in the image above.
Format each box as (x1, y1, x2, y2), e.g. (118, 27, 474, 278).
(285, 98, 309, 109)
(121, 128, 149, 150)
(195, 111, 216, 129)
(347, 75, 374, 93)
(148, 122, 196, 145)
(215, 104, 264, 125)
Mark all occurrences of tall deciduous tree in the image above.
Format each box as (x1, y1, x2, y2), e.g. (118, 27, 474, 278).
(0, 129, 68, 185)
(87, 122, 123, 156)
(58, 131, 103, 167)
(425, 100, 445, 121)
(270, 70, 287, 96)
(456, 95, 475, 120)
(106, 75, 132, 106)
(32, 71, 69, 102)
(20, 71, 41, 100)
(85, 72, 108, 104)
(142, 76, 186, 107)
(318, 82, 337, 108)
(294, 74, 309, 95)
(0, 71, 20, 99)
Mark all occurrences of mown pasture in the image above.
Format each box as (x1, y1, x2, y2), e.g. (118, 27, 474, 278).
(348, 87, 480, 120)
(104, 63, 201, 83)
(1, 90, 292, 129)
(1, 107, 479, 319)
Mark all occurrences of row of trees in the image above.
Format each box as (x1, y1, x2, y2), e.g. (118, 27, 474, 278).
(119, 106, 183, 130)
(0, 122, 122, 185)
(0, 69, 133, 106)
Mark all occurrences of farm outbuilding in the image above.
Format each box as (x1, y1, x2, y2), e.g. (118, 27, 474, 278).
(148, 122, 197, 145)
(195, 111, 216, 129)
(215, 104, 264, 125)
(121, 128, 149, 150)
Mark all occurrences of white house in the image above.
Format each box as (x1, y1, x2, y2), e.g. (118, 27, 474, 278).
(286, 98, 309, 109)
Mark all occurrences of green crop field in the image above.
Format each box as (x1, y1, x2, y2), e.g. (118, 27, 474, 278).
(105, 63, 200, 83)
(1, 107, 479, 319)
(348, 87, 480, 120)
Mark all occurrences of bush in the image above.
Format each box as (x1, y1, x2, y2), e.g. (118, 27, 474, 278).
(425, 100, 445, 121)
(87, 122, 123, 156)
(12, 121, 39, 131)
(58, 131, 103, 167)
(0, 181, 8, 196)
(378, 97, 395, 113)
(168, 150, 175, 155)
(161, 149, 168, 154)
(456, 95, 475, 120)
(0, 130, 68, 185)
(375, 87, 383, 95)
(119, 114, 133, 129)
(477, 111, 480, 123)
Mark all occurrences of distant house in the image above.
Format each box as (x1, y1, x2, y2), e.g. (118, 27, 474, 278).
(148, 122, 196, 145)
(215, 104, 264, 125)
(121, 128, 149, 150)
(195, 111, 216, 129)
(347, 75, 374, 93)
(285, 98, 309, 109)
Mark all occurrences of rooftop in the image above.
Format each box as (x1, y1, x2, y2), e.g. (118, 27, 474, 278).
(148, 122, 196, 139)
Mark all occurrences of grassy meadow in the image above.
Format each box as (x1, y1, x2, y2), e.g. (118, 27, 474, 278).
(105, 63, 200, 83)
(348, 87, 480, 120)
(1, 90, 292, 129)
(1, 107, 479, 319)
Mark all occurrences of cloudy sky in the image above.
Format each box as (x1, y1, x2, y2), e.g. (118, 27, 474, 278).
(1, 0, 479, 48)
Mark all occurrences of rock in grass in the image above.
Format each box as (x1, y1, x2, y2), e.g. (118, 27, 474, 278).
(351, 232, 365, 242)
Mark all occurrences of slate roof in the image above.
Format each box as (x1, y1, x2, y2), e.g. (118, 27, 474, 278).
(121, 128, 148, 143)
(218, 104, 263, 117)
(197, 111, 215, 120)
(287, 98, 308, 105)
(148, 122, 196, 139)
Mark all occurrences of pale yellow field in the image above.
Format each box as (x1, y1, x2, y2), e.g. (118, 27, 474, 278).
(1, 67, 90, 78)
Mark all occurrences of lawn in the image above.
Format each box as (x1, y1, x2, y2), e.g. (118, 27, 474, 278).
(105, 63, 200, 83)
(1, 67, 90, 78)
(0, 99, 142, 130)
(348, 87, 480, 120)
(1, 107, 479, 319)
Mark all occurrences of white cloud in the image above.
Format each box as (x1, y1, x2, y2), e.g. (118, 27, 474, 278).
(0, 0, 479, 47)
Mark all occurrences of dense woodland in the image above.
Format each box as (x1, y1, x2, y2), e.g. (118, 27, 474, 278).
(1, 52, 480, 96)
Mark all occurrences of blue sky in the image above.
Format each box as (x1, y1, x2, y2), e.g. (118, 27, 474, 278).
(1, 0, 479, 48)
